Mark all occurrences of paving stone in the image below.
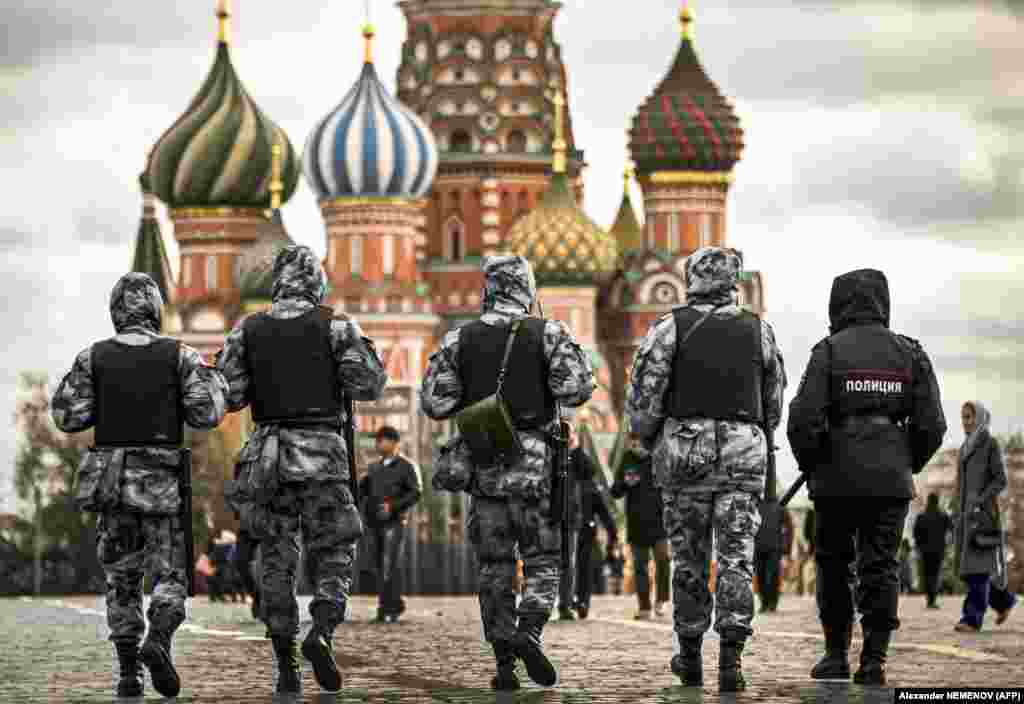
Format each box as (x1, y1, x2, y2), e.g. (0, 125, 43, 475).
(0, 594, 1020, 702)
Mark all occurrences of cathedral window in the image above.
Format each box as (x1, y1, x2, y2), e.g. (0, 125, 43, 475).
(383, 234, 395, 276)
(445, 217, 465, 262)
(205, 255, 218, 290)
(668, 212, 680, 253)
(454, 69, 464, 83)
(450, 130, 472, 153)
(351, 236, 363, 277)
(507, 130, 527, 152)
(512, 69, 521, 82)
(699, 212, 712, 247)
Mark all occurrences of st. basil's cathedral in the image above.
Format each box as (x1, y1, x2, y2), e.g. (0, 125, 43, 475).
(131, 0, 764, 474)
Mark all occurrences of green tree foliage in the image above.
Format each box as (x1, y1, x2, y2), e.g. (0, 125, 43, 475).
(12, 371, 98, 593)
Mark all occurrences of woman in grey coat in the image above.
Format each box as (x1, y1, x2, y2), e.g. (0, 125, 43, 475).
(954, 401, 1016, 632)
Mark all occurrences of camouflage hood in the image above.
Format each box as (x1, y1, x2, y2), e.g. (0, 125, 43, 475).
(109, 272, 163, 333)
(685, 247, 742, 306)
(481, 255, 537, 316)
(828, 268, 890, 334)
(271, 244, 327, 305)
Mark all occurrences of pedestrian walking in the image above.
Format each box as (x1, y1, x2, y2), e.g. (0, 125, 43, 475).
(913, 493, 952, 609)
(557, 427, 617, 621)
(899, 540, 914, 594)
(610, 434, 670, 620)
(953, 401, 1017, 633)
(217, 245, 387, 695)
(571, 447, 618, 620)
(359, 425, 423, 623)
(626, 247, 787, 692)
(421, 255, 595, 690)
(788, 268, 946, 686)
(51, 272, 228, 698)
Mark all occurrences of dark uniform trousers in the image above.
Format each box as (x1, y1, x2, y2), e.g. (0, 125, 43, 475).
(755, 549, 783, 610)
(815, 498, 910, 631)
(469, 497, 561, 644)
(370, 521, 408, 615)
(575, 525, 596, 609)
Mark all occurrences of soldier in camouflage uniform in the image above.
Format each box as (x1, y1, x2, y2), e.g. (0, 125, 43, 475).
(626, 247, 786, 692)
(217, 245, 386, 695)
(421, 255, 595, 690)
(51, 272, 228, 698)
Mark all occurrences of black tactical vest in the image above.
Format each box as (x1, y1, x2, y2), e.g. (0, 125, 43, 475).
(243, 309, 341, 424)
(829, 324, 913, 421)
(457, 317, 555, 429)
(93, 337, 182, 446)
(666, 307, 763, 423)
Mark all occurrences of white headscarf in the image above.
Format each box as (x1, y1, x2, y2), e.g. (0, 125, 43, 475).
(961, 400, 992, 458)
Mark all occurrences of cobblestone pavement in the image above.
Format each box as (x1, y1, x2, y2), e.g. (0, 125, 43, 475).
(0, 592, 1021, 703)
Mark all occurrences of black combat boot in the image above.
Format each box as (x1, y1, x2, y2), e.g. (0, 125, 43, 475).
(511, 614, 557, 687)
(271, 636, 302, 694)
(302, 626, 342, 692)
(853, 627, 890, 686)
(112, 638, 143, 697)
(811, 623, 852, 679)
(719, 639, 746, 692)
(558, 606, 576, 621)
(138, 628, 179, 698)
(491, 640, 520, 691)
(670, 637, 703, 686)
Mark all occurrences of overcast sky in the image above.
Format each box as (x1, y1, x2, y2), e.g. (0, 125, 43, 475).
(1, 0, 1022, 513)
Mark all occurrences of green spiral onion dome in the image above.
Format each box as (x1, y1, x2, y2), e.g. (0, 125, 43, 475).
(147, 16, 300, 209)
(628, 5, 743, 175)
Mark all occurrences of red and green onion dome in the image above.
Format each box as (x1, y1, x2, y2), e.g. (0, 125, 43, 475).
(147, 4, 300, 209)
(628, 4, 743, 175)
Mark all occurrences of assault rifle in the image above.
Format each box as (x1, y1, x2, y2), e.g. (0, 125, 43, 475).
(536, 299, 572, 570)
(179, 448, 195, 597)
(318, 306, 360, 504)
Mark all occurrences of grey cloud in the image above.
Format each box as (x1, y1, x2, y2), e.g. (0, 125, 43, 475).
(73, 206, 137, 247)
(788, 125, 1023, 237)
(1, 1, 335, 70)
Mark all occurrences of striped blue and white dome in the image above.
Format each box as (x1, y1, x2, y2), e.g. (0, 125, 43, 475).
(303, 52, 438, 201)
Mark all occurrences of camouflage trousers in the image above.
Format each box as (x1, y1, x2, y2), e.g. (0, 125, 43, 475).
(662, 490, 762, 640)
(248, 480, 362, 637)
(96, 511, 187, 642)
(468, 497, 561, 643)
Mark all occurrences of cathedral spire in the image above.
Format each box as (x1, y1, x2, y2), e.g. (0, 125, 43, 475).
(552, 90, 567, 174)
(680, 1, 694, 41)
(216, 0, 231, 45)
(363, 23, 376, 64)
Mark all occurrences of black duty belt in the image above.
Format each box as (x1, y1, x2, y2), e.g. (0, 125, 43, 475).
(90, 442, 181, 450)
(839, 415, 896, 430)
(259, 418, 341, 433)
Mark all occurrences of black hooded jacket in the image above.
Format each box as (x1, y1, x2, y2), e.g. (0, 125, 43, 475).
(787, 269, 946, 499)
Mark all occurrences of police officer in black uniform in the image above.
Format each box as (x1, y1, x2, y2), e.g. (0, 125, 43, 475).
(788, 268, 946, 685)
(359, 426, 422, 622)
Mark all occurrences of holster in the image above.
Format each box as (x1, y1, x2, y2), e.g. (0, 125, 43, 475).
(456, 393, 524, 467)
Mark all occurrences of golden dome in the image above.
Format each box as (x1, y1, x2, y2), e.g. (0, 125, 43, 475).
(508, 173, 617, 285)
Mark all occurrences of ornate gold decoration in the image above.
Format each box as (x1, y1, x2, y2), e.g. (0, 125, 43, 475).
(363, 23, 376, 63)
(647, 171, 733, 185)
(680, 1, 694, 40)
(549, 90, 567, 174)
(216, 0, 231, 44)
(171, 206, 266, 219)
(269, 139, 283, 210)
